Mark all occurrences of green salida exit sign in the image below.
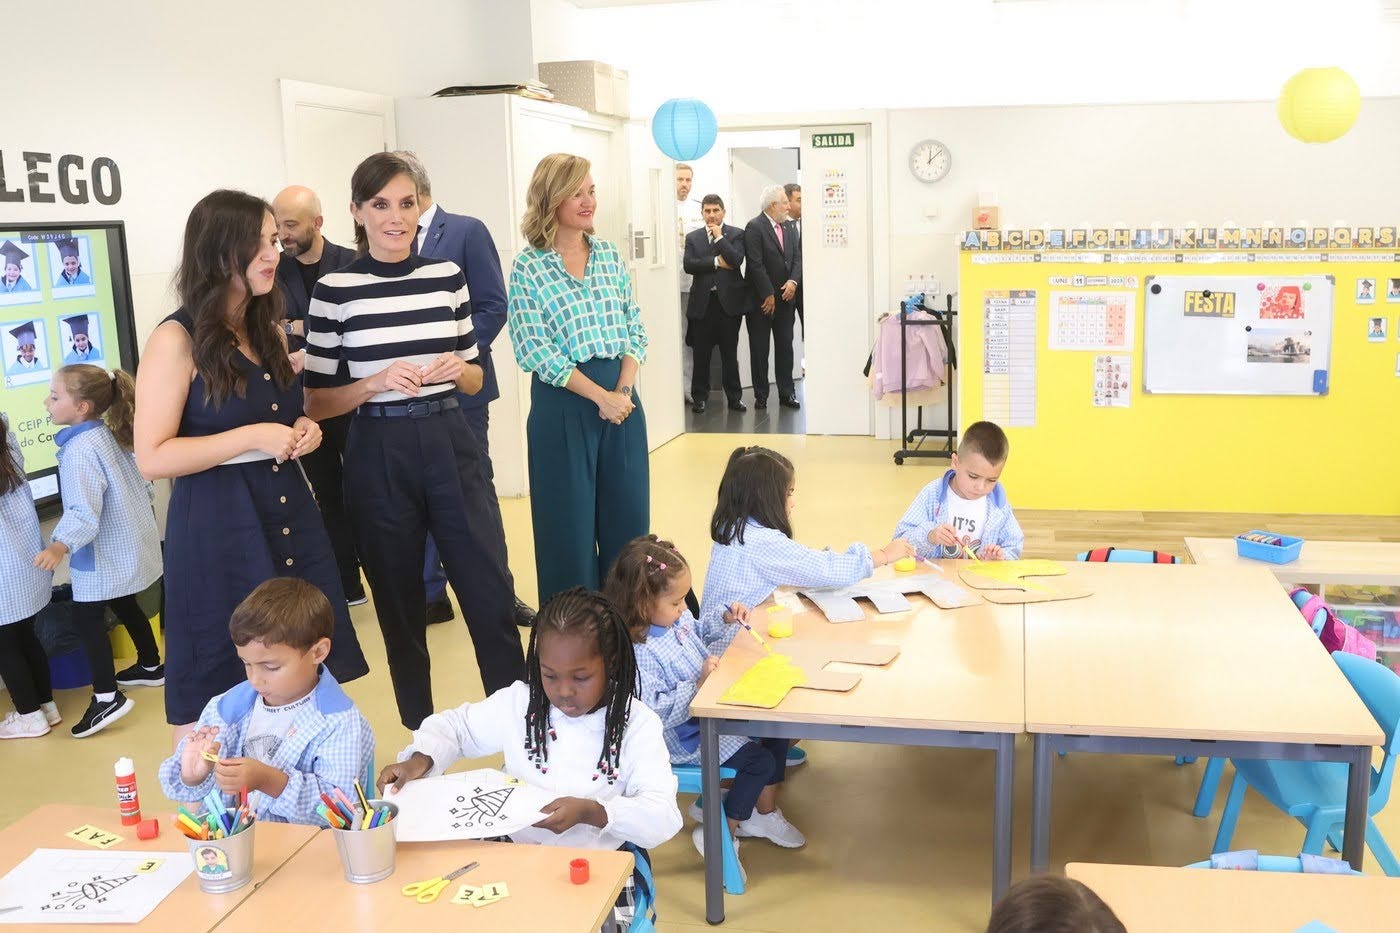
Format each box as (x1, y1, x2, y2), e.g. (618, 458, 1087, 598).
(811, 133, 854, 149)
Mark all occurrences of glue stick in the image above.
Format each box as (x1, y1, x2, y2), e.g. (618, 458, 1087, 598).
(115, 757, 141, 826)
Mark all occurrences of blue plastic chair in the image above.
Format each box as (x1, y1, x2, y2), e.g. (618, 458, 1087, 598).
(1184, 854, 1362, 874)
(1208, 652, 1400, 876)
(672, 765, 745, 895)
(1073, 548, 1182, 564)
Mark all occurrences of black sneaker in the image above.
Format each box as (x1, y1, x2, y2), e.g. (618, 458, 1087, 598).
(115, 662, 165, 687)
(345, 584, 369, 607)
(426, 597, 455, 625)
(71, 692, 134, 738)
(513, 597, 537, 628)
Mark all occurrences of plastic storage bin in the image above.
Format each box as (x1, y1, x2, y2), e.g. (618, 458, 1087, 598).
(1235, 531, 1304, 564)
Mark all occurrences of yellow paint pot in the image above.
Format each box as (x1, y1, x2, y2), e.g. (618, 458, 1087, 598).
(765, 604, 794, 638)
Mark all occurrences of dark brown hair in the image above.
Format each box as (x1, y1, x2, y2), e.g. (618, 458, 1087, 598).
(986, 876, 1125, 933)
(710, 445, 795, 545)
(0, 413, 24, 496)
(228, 577, 334, 652)
(959, 420, 1010, 465)
(700, 194, 724, 210)
(350, 152, 418, 255)
(56, 365, 136, 449)
(603, 535, 690, 644)
(176, 189, 293, 407)
(525, 588, 638, 783)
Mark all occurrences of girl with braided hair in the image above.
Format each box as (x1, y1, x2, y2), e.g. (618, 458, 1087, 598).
(605, 534, 804, 881)
(379, 586, 680, 918)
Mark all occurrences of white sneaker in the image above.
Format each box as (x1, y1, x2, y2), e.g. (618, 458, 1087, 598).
(735, 807, 806, 848)
(688, 800, 705, 824)
(691, 825, 746, 884)
(0, 710, 51, 739)
(40, 702, 61, 726)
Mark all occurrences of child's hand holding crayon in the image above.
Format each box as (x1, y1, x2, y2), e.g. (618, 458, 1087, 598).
(179, 727, 221, 786)
(215, 757, 286, 797)
(875, 538, 917, 567)
(929, 524, 960, 549)
(377, 752, 433, 796)
(721, 602, 750, 625)
(533, 796, 606, 834)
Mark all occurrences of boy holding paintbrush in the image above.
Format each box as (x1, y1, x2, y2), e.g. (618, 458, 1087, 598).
(159, 578, 374, 826)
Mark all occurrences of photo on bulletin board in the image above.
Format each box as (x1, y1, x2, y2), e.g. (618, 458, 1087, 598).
(1355, 278, 1376, 305)
(0, 240, 43, 307)
(1258, 283, 1305, 319)
(2, 318, 53, 386)
(59, 312, 105, 365)
(1246, 326, 1312, 364)
(48, 235, 97, 300)
(1387, 278, 1400, 303)
(1368, 317, 1386, 342)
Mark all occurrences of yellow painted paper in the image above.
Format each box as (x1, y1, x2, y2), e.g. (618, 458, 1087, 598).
(963, 559, 1067, 592)
(718, 654, 807, 707)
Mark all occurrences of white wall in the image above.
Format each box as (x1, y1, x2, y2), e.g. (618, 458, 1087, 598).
(5, 0, 534, 343)
(530, 0, 1400, 115)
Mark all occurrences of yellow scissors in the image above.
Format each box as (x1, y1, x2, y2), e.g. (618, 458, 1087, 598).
(401, 861, 479, 903)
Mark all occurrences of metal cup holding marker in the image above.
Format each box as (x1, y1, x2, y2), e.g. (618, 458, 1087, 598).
(331, 799, 399, 884)
(186, 823, 256, 895)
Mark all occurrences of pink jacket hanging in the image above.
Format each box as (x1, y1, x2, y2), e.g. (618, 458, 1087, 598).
(871, 310, 948, 400)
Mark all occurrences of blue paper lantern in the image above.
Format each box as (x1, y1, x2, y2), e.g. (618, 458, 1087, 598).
(651, 98, 718, 161)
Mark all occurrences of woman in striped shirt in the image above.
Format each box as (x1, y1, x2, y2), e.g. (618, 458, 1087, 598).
(507, 154, 649, 604)
(303, 152, 523, 730)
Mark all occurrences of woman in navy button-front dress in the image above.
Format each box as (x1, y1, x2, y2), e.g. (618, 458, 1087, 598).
(134, 189, 368, 739)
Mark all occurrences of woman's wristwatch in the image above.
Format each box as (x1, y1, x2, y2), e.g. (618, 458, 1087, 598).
(619, 385, 633, 398)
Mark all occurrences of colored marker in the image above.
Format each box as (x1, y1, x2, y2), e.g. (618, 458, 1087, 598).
(332, 787, 359, 820)
(354, 779, 371, 817)
(735, 617, 773, 654)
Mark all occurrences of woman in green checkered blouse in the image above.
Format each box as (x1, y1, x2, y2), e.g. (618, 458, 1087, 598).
(508, 153, 650, 604)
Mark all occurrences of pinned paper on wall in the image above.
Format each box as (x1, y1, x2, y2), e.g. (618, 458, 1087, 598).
(385, 769, 556, 842)
(0, 848, 192, 925)
(821, 169, 849, 248)
(1093, 354, 1131, 408)
(1049, 291, 1134, 351)
(983, 290, 1038, 427)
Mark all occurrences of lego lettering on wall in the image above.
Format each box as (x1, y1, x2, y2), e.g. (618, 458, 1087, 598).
(0, 151, 122, 206)
(960, 226, 1399, 252)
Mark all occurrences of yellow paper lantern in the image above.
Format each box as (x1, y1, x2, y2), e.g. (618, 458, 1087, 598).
(1277, 67, 1361, 143)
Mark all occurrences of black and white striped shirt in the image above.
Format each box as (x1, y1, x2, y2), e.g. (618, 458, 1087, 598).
(304, 254, 477, 403)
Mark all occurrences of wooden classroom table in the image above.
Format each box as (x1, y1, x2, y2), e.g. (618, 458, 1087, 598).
(0, 804, 316, 932)
(1025, 563, 1384, 874)
(1067, 861, 1400, 932)
(1185, 536, 1400, 587)
(690, 562, 1025, 923)
(216, 831, 634, 933)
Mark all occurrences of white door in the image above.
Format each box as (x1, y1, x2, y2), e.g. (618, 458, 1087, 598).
(799, 125, 873, 435)
(730, 146, 803, 389)
(626, 124, 684, 448)
(280, 80, 395, 245)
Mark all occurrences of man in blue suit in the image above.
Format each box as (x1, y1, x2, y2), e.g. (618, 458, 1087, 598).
(397, 151, 535, 628)
(273, 185, 364, 606)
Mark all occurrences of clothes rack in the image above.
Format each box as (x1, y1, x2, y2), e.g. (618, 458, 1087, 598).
(893, 293, 957, 465)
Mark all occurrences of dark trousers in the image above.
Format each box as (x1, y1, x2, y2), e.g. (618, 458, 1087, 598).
(721, 738, 791, 821)
(424, 404, 516, 604)
(344, 407, 525, 729)
(73, 594, 161, 694)
(689, 293, 743, 403)
(0, 617, 52, 714)
(747, 304, 797, 401)
(299, 412, 362, 597)
(527, 357, 649, 604)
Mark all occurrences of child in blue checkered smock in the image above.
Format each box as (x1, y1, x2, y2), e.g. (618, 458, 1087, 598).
(36, 365, 163, 738)
(605, 534, 806, 879)
(0, 415, 59, 740)
(698, 446, 915, 652)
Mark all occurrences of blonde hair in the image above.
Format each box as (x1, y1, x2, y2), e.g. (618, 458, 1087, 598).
(57, 364, 136, 450)
(521, 153, 592, 250)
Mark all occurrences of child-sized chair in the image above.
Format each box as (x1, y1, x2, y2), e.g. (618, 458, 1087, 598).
(1184, 854, 1363, 874)
(1074, 547, 1182, 564)
(1207, 652, 1400, 876)
(672, 764, 745, 895)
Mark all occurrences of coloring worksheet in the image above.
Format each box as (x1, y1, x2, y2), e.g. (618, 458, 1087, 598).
(0, 849, 192, 925)
(385, 769, 556, 842)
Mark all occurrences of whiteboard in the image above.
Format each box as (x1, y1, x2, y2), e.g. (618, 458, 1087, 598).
(1143, 275, 1333, 395)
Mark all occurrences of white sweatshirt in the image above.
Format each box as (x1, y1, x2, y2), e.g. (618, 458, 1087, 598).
(399, 680, 682, 850)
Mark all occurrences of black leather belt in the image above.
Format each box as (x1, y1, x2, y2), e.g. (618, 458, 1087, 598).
(357, 395, 459, 418)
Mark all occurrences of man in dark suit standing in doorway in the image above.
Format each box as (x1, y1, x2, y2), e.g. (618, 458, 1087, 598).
(684, 194, 749, 413)
(785, 182, 803, 336)
(273, 185, 364, 605)
(744, 185, 802, 410)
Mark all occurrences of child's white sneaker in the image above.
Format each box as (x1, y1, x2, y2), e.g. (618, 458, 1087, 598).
(40, 701, 61, 726)
(691, 825, 746, 884)
(0, 710, 51, 739)
(735, 807, 805, 848)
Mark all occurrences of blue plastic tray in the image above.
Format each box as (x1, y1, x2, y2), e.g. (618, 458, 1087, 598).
(1236, 531, 1304, 564)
